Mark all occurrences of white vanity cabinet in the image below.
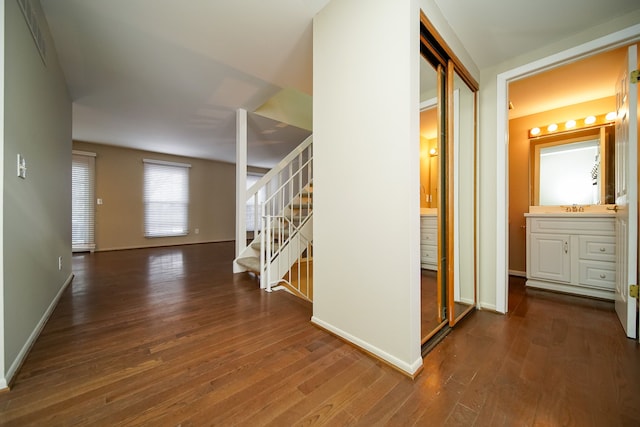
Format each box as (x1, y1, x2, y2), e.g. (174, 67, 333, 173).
(420, 214, 437, 270)
(525, 214, 616, 300)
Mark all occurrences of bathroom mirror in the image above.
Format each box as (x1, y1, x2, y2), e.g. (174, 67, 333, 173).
(530, 125, 615, 206)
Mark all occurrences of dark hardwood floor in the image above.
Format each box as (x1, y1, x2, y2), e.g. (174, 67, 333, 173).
(1, 242, 639, 426)
(421, 269, 442, 339)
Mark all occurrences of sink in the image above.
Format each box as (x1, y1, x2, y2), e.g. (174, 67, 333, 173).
(528, 205, 616, 214)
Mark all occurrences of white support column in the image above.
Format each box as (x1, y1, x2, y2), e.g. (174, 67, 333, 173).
(0, 2, 6, 390)
(234, 108, 248, 272)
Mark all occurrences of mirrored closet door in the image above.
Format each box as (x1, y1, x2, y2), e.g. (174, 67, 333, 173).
(419, 12, 478, 347)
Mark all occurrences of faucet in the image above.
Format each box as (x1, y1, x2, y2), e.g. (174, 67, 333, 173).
(564, 204, 583, 212)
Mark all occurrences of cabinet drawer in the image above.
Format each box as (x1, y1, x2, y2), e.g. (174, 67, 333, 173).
(420, 246, 437, 263)
(528, 217, 614, 235)
(421, 229, 437, 244)
(579, 236, 615, 262)
(420, 217, 437, 230)
(578, 260, 615, 290)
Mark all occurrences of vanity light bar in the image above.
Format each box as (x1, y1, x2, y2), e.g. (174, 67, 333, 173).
(528, 112, 616, 138)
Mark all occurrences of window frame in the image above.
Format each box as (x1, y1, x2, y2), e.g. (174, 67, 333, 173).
(143, 158, 191, 238)
(72, 150, 97, 252)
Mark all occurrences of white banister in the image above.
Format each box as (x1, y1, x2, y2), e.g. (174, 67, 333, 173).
(261, 155, 313, 291)
(246, 135, 312, 199)
(234, 134, 313, 301)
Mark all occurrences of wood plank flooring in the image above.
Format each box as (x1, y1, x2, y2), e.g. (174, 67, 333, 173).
(1, 242, 639, 426)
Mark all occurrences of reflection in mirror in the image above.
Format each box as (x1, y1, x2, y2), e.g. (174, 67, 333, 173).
(420, 107, 438, 209)
(419, 55, 446, 344)
(451, 69, 476, 323)
(531, 125, 615, 206)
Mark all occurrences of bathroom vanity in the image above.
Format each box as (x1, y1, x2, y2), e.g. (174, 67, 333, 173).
(525, 211, 616, 300)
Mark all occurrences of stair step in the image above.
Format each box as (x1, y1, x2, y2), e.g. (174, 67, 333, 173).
(286, 212, 310, 221)
(236, 256, 260, 273)
(250, 240, 281, 250)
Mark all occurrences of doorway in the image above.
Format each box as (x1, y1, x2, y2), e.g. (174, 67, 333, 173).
(496, 27, 640, 314)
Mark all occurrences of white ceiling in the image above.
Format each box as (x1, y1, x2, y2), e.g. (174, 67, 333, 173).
(432, 0, 640, 70)
(41, 0, 327, 167)
(41, 0, 640, 167)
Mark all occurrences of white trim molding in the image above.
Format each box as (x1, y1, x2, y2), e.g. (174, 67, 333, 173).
(311, 316, 423, 377)
(142, 158, 191, 168)
(72, 150, 96, 157)
(5, 273, 74, 387)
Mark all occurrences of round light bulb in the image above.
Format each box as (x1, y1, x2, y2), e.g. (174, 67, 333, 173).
(565, 120, 576, 129)
(530, 127, 541, 136)
(429, 147, 437, 156)
(605, 111, 616, 121)
(585, 116, 596, 125)
(547, 123, 558, 132)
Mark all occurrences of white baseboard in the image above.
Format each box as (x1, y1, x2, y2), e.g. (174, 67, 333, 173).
(95, 239, 232, 252)
(310, 316, 422, 376)
(5, 273, 74, 387)
(509, 269, 527, 278)
(478, 302, 498, 312)
(459, 297, 474, 305)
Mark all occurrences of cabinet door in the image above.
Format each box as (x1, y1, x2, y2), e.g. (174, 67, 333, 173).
(529, 233, 571, 283)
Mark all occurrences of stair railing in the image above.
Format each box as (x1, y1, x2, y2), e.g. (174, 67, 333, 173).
(245, 135, 312, 235)
(265, 216, 313, 300)
(261, 154, 313, 291)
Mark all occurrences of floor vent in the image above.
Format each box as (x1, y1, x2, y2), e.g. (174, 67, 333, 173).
(17, 0, 47, 65)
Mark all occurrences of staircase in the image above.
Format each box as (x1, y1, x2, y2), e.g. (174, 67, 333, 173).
(234, 137, 313, 301)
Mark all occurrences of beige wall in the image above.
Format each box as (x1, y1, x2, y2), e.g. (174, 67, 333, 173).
(3, 0, 72, 386)
(508, 97, 615, 274)
(72, 141, 236, 251)
(313, 0, 480, 374)
(314, 0, 423, 375)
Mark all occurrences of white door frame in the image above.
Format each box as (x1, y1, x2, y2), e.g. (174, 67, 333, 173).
(495, 24, 640, 314)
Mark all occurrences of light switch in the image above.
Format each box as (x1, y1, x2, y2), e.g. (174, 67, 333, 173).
(17, 154, 27, 179)
(96, 198, 103, 205)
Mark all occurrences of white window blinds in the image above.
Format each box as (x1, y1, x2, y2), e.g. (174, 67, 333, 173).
(143, 159, 190, 237)
(72, 151, 96, 252)
(246, 173, 265, 232)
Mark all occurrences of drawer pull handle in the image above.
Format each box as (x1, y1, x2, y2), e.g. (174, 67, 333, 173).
(564, 241, 568, 254)
(600, 274, 606, 279)
(599, 248, 606, 252)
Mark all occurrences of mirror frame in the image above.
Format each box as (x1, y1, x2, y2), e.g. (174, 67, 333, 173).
(529, 125, 615, 206)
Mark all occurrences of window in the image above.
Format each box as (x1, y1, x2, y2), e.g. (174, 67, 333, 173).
(246, 173, 266, 232)
(143, 159, 190, 237)
(72, 151, 96, 252)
